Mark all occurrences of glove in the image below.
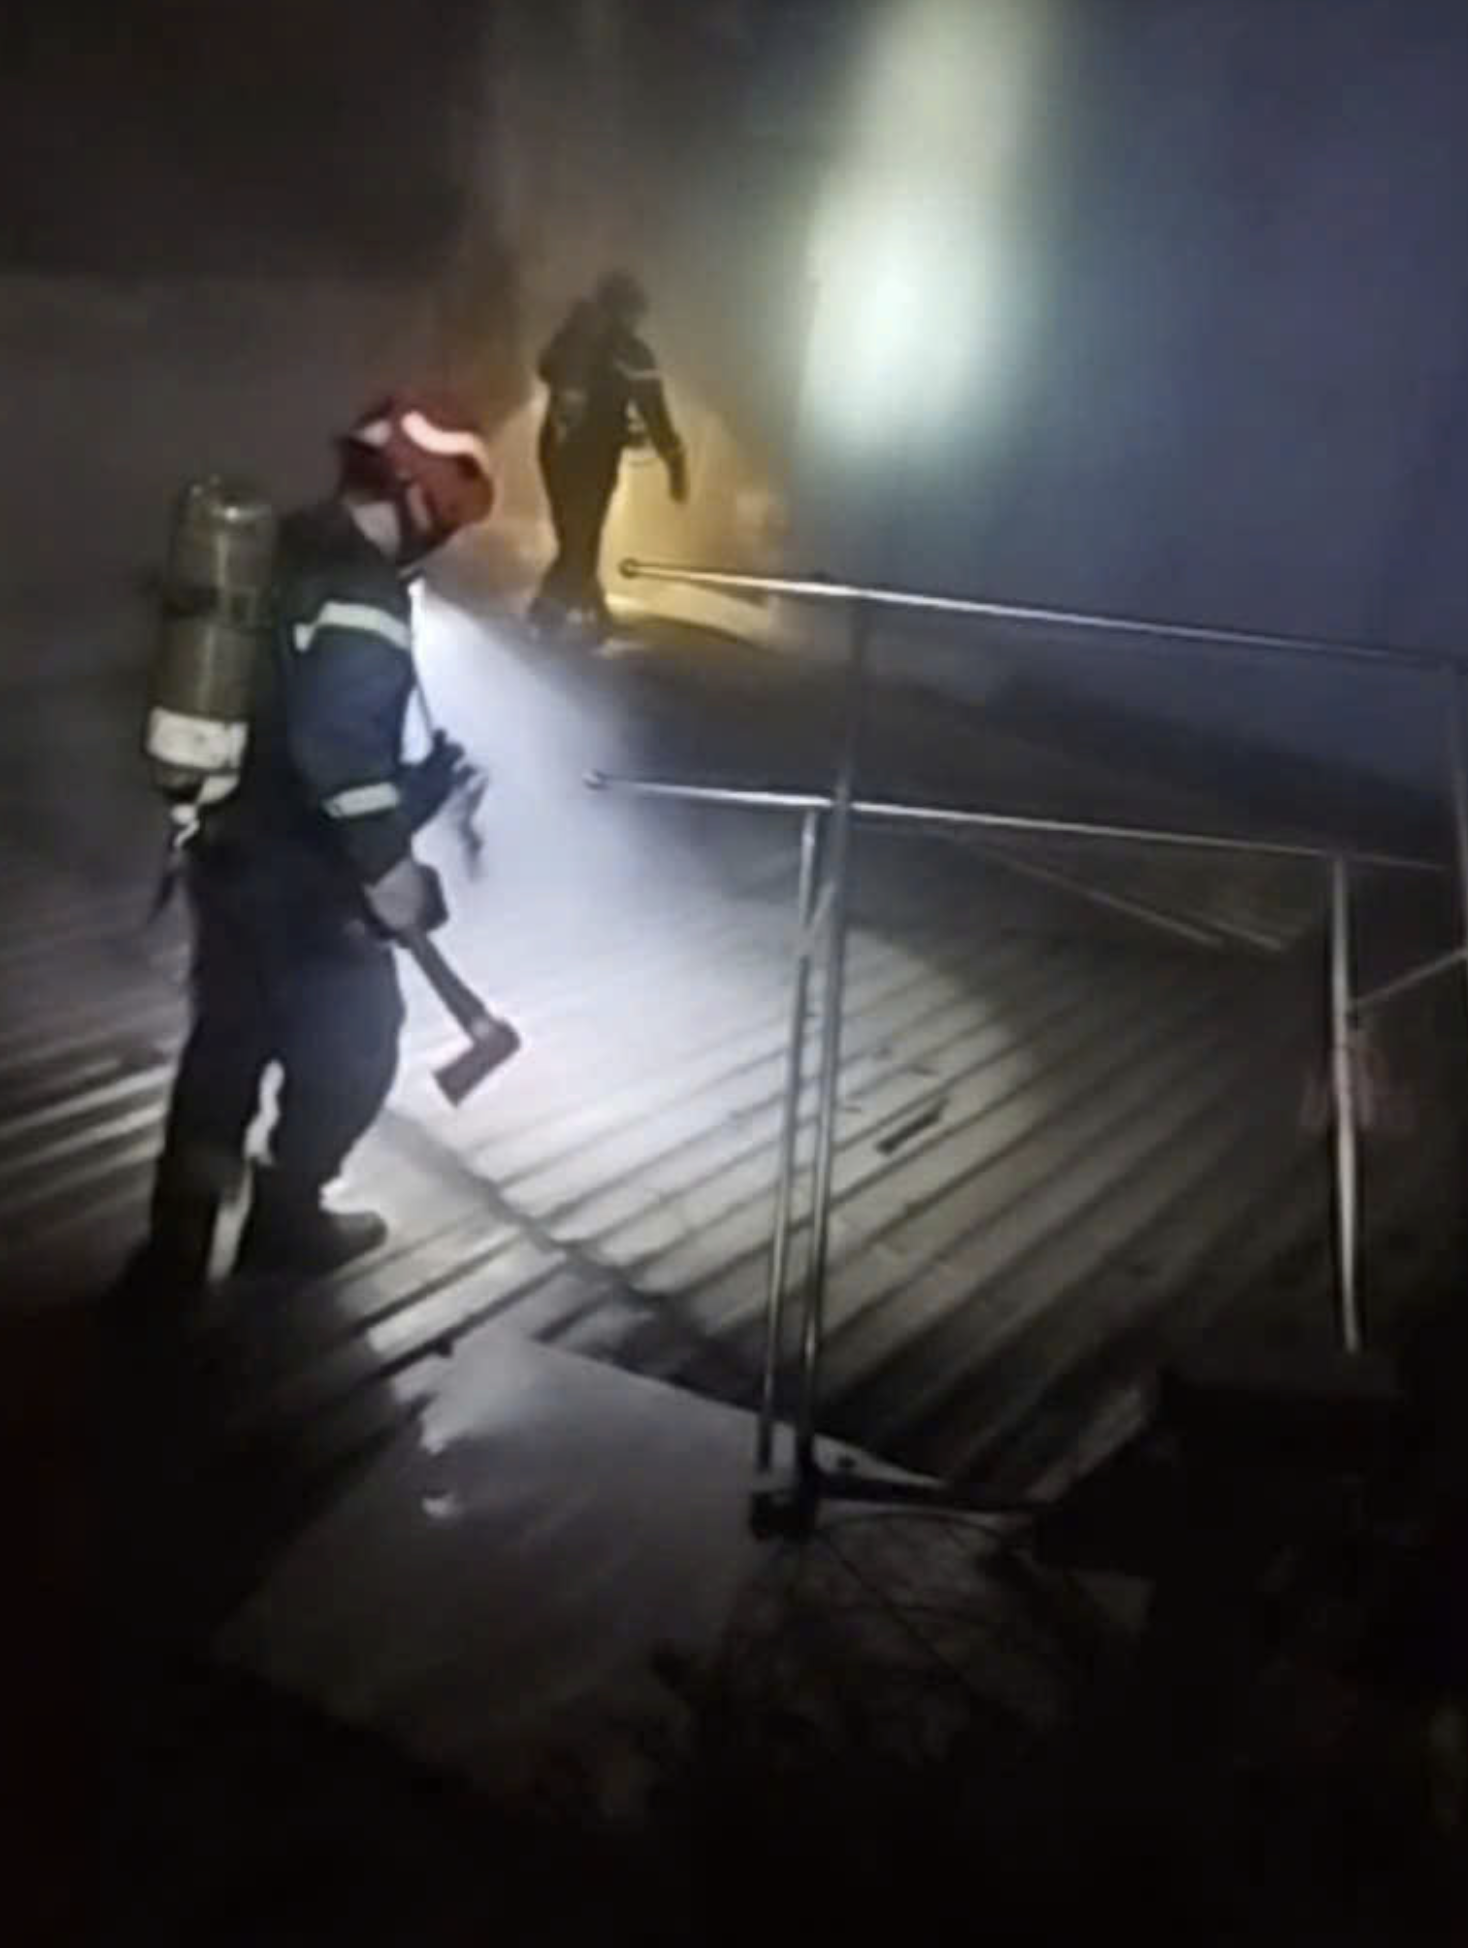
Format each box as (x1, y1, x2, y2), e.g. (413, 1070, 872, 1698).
(363, 857, 447, 938)
(666, 447, 689, 505)
(401, 731, 471, 831)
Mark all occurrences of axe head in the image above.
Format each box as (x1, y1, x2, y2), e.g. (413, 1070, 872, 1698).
(433, 1015, 522, 1106)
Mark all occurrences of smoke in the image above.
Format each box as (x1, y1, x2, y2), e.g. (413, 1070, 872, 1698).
(408, 583, 712, 931)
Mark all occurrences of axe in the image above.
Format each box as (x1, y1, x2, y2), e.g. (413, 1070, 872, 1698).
(402, 927, 521, 1105)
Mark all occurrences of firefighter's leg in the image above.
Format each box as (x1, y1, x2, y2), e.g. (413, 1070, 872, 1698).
(138, 902, 272, 1293)
(537, 459, 607, 642)
(531, 431, 576, 627)
(238, 935, 404, 1275)
(568, 462, 619, 636)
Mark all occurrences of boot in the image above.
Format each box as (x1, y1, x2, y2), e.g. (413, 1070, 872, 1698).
(526, 590, 569, 641)
(236, 1168, 387, 1278)
(110, 1192, 220, 1313)
(567, 597, 611, 648)
(111, 1146, 242, 1313)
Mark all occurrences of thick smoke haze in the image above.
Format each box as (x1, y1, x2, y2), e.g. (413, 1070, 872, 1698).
(5, 0, 1468, 779)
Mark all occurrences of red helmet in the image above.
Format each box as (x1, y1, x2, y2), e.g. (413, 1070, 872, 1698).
(340, 390, 495, 539)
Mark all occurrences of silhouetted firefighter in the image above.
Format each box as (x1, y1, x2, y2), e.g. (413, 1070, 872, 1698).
(529, 270, 687, 643)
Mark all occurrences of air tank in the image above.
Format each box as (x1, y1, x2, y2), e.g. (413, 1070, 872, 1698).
(144, 476, 277, 805)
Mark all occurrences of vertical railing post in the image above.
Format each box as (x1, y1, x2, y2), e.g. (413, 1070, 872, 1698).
(1329, 856, 1363, 1354)
(1444, 663, 1468, 1036)
(755, 806, 822, 1477)
(794, 600, 871, 1486)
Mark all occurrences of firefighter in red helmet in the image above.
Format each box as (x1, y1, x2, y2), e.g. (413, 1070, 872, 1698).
(137, 392, 498, 1291)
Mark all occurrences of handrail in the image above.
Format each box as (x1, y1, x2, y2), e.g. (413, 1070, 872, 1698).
(589, 557, 1468, 1526)
(583, 771, 1441, 876)
(621, 557, 1448, 673)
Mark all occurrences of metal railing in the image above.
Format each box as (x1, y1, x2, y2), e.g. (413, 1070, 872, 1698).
(586, 559, 1467, 1529)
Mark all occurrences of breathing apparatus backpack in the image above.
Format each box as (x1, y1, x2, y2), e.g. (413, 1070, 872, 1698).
(143, 476, 278, 842)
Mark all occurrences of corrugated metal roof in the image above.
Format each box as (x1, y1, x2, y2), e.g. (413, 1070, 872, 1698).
(5, 630, 1464, 1507)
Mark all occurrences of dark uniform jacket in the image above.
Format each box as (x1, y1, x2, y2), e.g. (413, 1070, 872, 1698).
(196, 502, 419, 937)
(537, 305, 682, 468)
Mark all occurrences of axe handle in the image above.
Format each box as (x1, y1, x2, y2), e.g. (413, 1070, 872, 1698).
(401, 927, 493, 1036)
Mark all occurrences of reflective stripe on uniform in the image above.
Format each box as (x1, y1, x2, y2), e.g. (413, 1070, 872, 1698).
(144, 706, 248, 773)
(292, 601, 412, 655)
(322, 781, 403, 819)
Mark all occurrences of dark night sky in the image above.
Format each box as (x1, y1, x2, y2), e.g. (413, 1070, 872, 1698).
(0, 0, 486, 274)
(0, 0, 821, 277)
(9, 0, 1468, 760)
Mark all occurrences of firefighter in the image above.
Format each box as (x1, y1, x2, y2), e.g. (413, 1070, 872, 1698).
(528, 270, 687, 642)
(138, 393, 496, 1290)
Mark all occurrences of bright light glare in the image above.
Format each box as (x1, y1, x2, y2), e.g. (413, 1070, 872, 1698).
(801, 0, 1048, 455)
(806, 184, 989, 451)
